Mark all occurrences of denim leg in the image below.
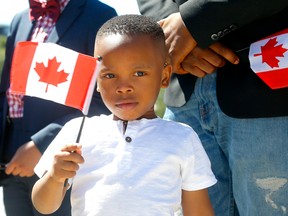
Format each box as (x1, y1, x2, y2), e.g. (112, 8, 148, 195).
(164, 73, 288, 216)
(218, 114, 288, 216)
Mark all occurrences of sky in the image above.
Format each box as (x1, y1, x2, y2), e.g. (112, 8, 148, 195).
(0, 0, 29, 25)
(0, 0, 140, 26)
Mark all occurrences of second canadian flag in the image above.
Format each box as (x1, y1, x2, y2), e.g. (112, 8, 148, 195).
(10, 41, 99, 115)
(249, 29, 288, 89)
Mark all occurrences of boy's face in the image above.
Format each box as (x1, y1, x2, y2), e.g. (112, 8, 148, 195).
(95, 34, 171, 121)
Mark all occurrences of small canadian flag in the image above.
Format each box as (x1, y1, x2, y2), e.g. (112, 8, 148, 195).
(10, 42, 99, 115)
(249, 29, 288, 89)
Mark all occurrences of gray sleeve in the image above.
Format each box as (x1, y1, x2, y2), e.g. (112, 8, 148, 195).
(137, 0, 179, 20)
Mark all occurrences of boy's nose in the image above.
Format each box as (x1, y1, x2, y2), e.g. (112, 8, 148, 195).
(116, 84, 134, 94)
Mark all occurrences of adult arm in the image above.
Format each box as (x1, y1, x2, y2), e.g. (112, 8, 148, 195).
(137, 0, 288, 75)
(5, 141, 41, 176)
(137, 0, 239, 75)
(178, 0, 288, 47)
(5, 113, 82, 177)
(137, 0, 275, 47)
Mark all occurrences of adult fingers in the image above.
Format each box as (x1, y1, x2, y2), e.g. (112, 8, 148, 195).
(209, 42, 239, 64)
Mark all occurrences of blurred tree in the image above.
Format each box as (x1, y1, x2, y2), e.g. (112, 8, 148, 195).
(0, 35, 7, 78)
(155, 88, 166, 118)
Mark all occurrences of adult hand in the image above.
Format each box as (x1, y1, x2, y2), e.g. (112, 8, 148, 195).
(158, 12, 197, 74)
(5, 141, 42, 177)
(181, 42, 240, 77)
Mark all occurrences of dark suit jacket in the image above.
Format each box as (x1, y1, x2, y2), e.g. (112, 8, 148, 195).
(0, 0, 117, 161)
(137, 0, 288, 118)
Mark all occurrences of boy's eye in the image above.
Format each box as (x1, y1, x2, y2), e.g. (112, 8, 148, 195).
(104, 73, 115, 79)
(134, 71, 145, 77)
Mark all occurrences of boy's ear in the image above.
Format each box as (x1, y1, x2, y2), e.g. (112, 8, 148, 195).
(161, 64, 172, 88)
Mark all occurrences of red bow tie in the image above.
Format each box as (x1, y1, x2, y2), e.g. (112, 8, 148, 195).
(29, 0, 61, 22)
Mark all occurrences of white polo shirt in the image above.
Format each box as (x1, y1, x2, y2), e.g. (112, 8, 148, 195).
(35, 115, 216, 216)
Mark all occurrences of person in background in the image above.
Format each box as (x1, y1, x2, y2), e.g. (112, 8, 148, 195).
(0, 0, 116, 215)
(137, 0, 288, 215)
(31, 14, 217, 216)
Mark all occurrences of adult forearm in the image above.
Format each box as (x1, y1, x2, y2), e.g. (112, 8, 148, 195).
(179, 0, 288, 47)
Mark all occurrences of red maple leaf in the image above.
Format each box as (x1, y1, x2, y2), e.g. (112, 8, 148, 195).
(254, 37, 288, 68)
(34, 57, 69, 92)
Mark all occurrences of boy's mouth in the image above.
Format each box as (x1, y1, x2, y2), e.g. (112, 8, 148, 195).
(115, 101, 138, 110)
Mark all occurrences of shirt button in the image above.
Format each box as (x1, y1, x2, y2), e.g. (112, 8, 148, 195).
(125, 136, 132, 143)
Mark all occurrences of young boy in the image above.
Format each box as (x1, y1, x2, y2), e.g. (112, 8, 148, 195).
(31, 15, 217, 216)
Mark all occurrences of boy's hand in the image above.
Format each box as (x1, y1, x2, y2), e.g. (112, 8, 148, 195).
(49, 144, 84, 184)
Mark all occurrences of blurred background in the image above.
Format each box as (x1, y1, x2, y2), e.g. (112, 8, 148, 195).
(0, 1, 29, 73)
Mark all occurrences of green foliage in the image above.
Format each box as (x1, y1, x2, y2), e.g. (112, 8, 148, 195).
(155, 88, 166, 118)
(0, 35, 7, 76)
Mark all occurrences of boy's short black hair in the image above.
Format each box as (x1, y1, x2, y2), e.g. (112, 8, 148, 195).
(95, 14, 165, 43)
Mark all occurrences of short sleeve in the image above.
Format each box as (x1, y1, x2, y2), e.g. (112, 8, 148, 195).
(181, 130, 217, 191)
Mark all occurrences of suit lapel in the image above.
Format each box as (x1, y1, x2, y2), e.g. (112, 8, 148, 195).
(16, 10, 35, 42)
(47, 0, 86, 43)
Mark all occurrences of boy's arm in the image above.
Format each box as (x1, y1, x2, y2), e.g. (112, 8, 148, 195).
(182, 189, 214, 216)
(32, 171, 68, 214)
(32, 144, 83, 214)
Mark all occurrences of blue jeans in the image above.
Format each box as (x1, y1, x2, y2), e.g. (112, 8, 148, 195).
(164, 73, 288, 216)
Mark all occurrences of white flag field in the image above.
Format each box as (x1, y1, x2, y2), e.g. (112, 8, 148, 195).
(10, 42, 99, 115)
